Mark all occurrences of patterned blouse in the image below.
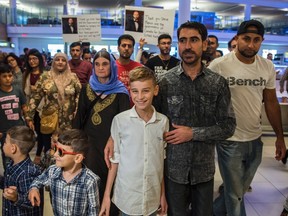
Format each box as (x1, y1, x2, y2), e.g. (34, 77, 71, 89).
(26, 71, 82, 130)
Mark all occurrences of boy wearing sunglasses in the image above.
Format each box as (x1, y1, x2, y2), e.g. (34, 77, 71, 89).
(28, 129, 101, 215)
(1, 126, 43, 216)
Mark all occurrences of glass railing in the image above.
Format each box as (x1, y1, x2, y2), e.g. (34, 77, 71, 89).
(1, 6, 288, 35)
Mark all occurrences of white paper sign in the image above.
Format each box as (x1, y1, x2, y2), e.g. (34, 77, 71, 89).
(124, 6, 175, 45)
(62, 14, 101, 42)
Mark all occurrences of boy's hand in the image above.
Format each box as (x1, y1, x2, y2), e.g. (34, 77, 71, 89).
(164, 124, 193, 144)
(157, 193, 168, 216)
(3, 186, 18, 202)
(104, 137, 114, 169)
(99, 196, 111, 216)
(28, 189, 41, 206)
(26, 120, 35, 131)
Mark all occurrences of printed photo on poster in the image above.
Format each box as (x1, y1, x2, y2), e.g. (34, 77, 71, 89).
(125, 10, 144, 33)
(62, 17, 78, 34)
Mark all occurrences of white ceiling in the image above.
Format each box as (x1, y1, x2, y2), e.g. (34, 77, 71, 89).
(3, 0, 288, 18)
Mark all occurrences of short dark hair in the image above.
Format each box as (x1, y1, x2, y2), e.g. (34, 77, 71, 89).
(208, 35, 219, 44)
(216, 50, 223, 57)
(177, 21, 207, 41)
(117, 34, 135, 47)
(158, 34, 172, 44)
(0, 63, 12, 74)
(57, 129, 89, 156)
(70, 42, 82, 49)
(7, 126, 36, 155)
(23, 48, 29, 53)
(5, 52, 22, 67)
(228, 36, 236, 49)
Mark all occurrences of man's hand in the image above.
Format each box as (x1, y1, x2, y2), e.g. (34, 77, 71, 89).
(104, 137, 114, 169)
(3, 186, 18, 202)
(164, 124, 193, 144)
(275, 138, 286, 161)
(139, 38, 147, 49)
(28, 189, 41, 207)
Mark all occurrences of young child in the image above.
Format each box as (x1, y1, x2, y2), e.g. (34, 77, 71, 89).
(0, 63, 27, 169)
(28, 129, 101, 215)
(100, 66, 169, 216)
(1, 125, 43, 215)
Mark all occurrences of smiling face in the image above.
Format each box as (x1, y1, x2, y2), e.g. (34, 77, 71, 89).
(53, 56, 67, 72)
(130, 79, 159, 114)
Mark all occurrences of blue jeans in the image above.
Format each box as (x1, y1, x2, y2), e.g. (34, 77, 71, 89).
(213, 137, 263, 216)
(165, 176, 214, 216)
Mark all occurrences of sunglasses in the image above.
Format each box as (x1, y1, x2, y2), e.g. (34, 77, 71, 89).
(51, 144, 80, 157)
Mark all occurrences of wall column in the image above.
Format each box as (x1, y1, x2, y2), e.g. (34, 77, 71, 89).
(178, 0, 190, 27)
(9, 0, 17, 24)
(244, 3, 252, 21)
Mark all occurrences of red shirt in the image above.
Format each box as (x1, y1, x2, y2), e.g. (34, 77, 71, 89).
(116, 60, 142, 89)
(69, 60, 92, 84)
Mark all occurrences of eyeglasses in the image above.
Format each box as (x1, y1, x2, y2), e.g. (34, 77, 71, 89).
(28, 57, 39, 62)
(51, 144, 80, 157)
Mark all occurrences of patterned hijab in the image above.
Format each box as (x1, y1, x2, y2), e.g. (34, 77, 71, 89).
(89, 50, 129, 96)
(50, 52, 74, 104)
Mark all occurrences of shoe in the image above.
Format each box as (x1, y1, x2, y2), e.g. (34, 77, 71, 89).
(281, 150, 288, 164)
(281, 208, 288, 216)
(247, 186, 252, 192)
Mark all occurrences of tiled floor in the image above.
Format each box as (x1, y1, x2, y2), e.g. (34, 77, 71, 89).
(0, 135, 287, 216)
(214, 135, 288, 216)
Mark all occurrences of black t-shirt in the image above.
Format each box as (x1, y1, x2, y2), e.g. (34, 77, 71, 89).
(145, 55, 180, 78)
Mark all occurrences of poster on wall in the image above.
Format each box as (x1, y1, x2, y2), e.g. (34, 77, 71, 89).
(124, 6, 175, 45)
(62, 14, 101, 42)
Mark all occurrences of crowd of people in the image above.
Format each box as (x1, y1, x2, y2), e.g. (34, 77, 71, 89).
(0, 19, 287, 216)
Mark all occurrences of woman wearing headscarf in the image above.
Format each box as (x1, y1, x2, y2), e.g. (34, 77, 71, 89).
(26, 52, 82, 153)
(74, 50, 130, 215)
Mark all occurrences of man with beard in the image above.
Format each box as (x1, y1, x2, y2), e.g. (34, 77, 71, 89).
(145, 34, 179, 79)
(125, 11, 143, 32)
(210, 20, 286, 216)
(68, 42, 92, 85)
(153, 21, 236, 216)
(116, 34, 142, 90)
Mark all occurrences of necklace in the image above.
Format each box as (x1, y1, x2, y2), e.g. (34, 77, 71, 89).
(159, 56, 171, 70)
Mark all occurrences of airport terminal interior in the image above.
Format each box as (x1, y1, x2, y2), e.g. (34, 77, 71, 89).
(0, 0, 288, 216)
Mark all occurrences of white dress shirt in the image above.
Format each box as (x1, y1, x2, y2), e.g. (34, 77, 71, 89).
(110, 106, 169, 215)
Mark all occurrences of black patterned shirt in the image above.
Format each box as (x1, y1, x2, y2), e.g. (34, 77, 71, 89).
(154, 63, 236, 185)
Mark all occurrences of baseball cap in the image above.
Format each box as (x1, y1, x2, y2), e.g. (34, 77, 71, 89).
(237, 20, 265, 37)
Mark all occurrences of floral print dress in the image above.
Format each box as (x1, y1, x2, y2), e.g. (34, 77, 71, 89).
(26, 71, 82, 131)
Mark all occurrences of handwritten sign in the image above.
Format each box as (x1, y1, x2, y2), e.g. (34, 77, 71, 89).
(62, 14, 101, 42)
(125, 6, 175, 45)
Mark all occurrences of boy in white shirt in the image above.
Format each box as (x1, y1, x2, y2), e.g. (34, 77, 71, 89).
(100, 66, 169, 216)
